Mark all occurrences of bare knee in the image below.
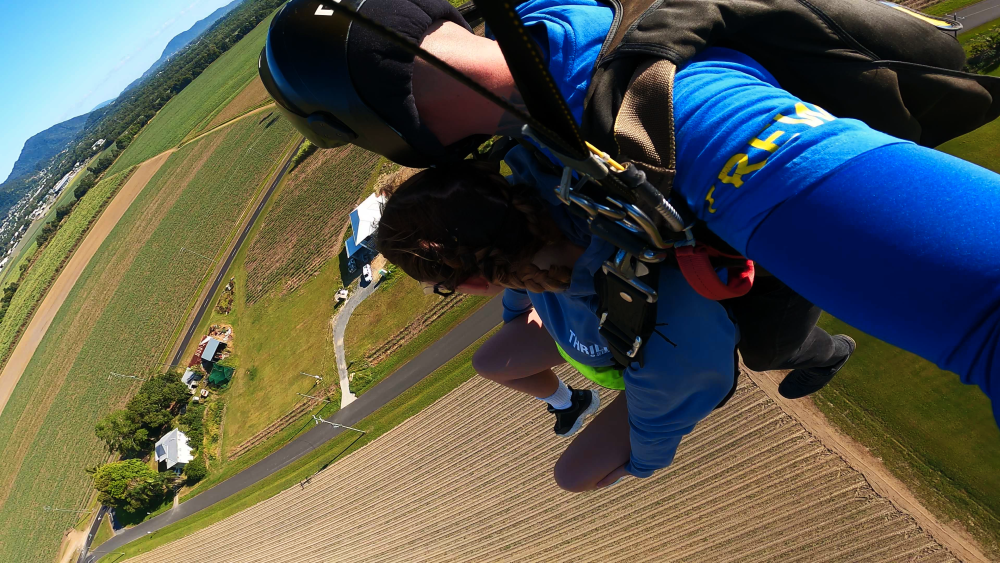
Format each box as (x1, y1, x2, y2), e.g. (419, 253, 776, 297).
(472, 344, 504, 380)
(553, 457, 594, 493)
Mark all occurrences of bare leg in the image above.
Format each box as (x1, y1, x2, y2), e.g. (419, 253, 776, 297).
(553, 392, 631, 492)
(472, 309, 565, 398)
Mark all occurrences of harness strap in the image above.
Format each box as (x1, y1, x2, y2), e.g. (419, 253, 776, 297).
(472, 0, 589, 161)
(675, 244, 755, 300)
(596, 259, 660, 369)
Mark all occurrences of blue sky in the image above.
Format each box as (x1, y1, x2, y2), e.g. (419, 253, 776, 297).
(0, 0, 238, 183)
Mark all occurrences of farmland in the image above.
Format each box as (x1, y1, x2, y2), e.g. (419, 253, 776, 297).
(181, 145, 384, 470)
(0, 167, 135, 369)
(201, 77, 273, 133)
(244, 145, 382, 305)
(345, 276, 489, 395)
(105, 12, 277, 177)
(0, 114, 298, 563)
(123, 366, 961, 563)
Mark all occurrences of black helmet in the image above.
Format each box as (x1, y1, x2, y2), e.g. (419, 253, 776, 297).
(259, 0, 485, 168)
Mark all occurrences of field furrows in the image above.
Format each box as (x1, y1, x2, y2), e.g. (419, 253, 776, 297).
(132, 367, 955, 563)
(364, 295, 470, 364)
(244, 145, 381, 305)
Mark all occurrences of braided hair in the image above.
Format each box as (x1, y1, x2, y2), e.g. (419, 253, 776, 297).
(377, 161, 572, 293)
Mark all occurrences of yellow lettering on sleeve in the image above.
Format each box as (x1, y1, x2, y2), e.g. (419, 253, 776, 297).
(750, 130, 784, 152)
(705, 186, 718, 214)
(718, 153, 767, 188)
(774, 103, 835, 127)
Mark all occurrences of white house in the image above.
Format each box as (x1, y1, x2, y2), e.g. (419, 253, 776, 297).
(345, 192, 386, 259)
(154, 428, 194, 470)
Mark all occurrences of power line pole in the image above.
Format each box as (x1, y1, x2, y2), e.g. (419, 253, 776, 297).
(300, 371, 323, 381)
(179, 247, 213, 262)
(312, 415, 365, 435)
(108, 372, 144, 382)
(43, 506, 91, 514)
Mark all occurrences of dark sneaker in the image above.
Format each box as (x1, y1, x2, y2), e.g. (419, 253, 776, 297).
(779, 335, 857, 399)
(548, 387, 600, 437)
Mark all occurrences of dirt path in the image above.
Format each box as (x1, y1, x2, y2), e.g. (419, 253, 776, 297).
(745, 368, 990, 563)
(179, 103, 276, 149)
(55, 528, 86, 563)
(0, 151, 172, 418)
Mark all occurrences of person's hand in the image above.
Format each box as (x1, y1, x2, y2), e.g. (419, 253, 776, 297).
(596, 464, 630, 489)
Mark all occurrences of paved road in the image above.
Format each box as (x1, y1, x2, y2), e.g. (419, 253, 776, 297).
(955, 0, 1000, 32)
(168, 139, 304, 367)
(89, 295, 502, 560)
(77, 506, 109, 563)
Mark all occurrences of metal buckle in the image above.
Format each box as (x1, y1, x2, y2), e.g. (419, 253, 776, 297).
(522, 125, 609, 180)
(627, 336, 643, 358)
(601, 250, 658, 303)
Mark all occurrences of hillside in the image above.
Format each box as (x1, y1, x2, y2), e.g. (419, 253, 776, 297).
(122, 0, 244, 93)
(2, 113, 90, 184)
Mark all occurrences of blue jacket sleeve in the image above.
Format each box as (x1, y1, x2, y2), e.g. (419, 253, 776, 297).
(672, 49, 1000, 424)
(501, 288, 533, 323)
(623, 268, 738, 477)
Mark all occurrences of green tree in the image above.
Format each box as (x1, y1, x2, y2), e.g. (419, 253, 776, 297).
(92, 459, 168, 511)
(183, 456, 207, 485)
(94, 410, 148, 455)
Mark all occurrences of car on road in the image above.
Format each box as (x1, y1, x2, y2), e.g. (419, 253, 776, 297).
(362, 264, 373, 284)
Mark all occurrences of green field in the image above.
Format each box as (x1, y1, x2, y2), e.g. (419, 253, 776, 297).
(0, 115, 297, 563)
(924, 0, 983, 15)
(0, 168, 135, 368)
(812, 119, 1000, 556)
(105, 12, 277, 177)
(345, 276, 489, 395)
(100, 327, 497, 562)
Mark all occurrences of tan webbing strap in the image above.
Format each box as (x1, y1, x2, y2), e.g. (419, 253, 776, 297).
(613, 59, 678, 195)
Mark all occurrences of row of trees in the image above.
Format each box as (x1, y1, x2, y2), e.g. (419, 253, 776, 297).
(94, 373, 190, 457)
(90, 373, 212, 511)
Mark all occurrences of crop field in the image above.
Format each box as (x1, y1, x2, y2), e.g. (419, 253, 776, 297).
(205, 145, 381, 457)
(243, 145, 382, 305)
(0, 115, 297, 563)
(0, 167, 135, 368)
(127, 366, 958, 562)
(105, 13, 276, 176)
(202, 77, 273, 133)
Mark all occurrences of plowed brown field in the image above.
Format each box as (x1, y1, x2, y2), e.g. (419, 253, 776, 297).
(131, 367, 960, 563)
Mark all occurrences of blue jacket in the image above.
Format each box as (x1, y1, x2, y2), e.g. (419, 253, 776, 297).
(511, 0, 1000, 426)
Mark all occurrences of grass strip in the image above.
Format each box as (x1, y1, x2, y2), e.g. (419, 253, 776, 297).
(100, 327, 498, 561)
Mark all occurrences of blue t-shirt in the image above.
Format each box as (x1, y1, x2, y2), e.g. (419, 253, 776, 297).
(505, 0, 738, 478)
(511, 0, 1000, 427)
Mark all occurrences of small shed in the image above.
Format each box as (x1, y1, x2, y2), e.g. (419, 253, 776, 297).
(209, 364, 235, 386)
(181, 369, 199, 386)
(154, 429, 194, 470)
(201, 338, 222, 362)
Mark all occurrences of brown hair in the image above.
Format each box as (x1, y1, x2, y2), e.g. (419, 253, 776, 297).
(376, 161, 572, 293)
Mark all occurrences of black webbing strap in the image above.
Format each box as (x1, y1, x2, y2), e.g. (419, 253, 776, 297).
(596, 263, 660, 369)
(472, 0, 589, 161)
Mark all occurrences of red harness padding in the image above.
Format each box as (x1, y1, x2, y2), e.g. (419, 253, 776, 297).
(674, 243, 755, 300)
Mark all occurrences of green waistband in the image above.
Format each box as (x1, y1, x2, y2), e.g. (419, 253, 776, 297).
(556, 344, 625, 390)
